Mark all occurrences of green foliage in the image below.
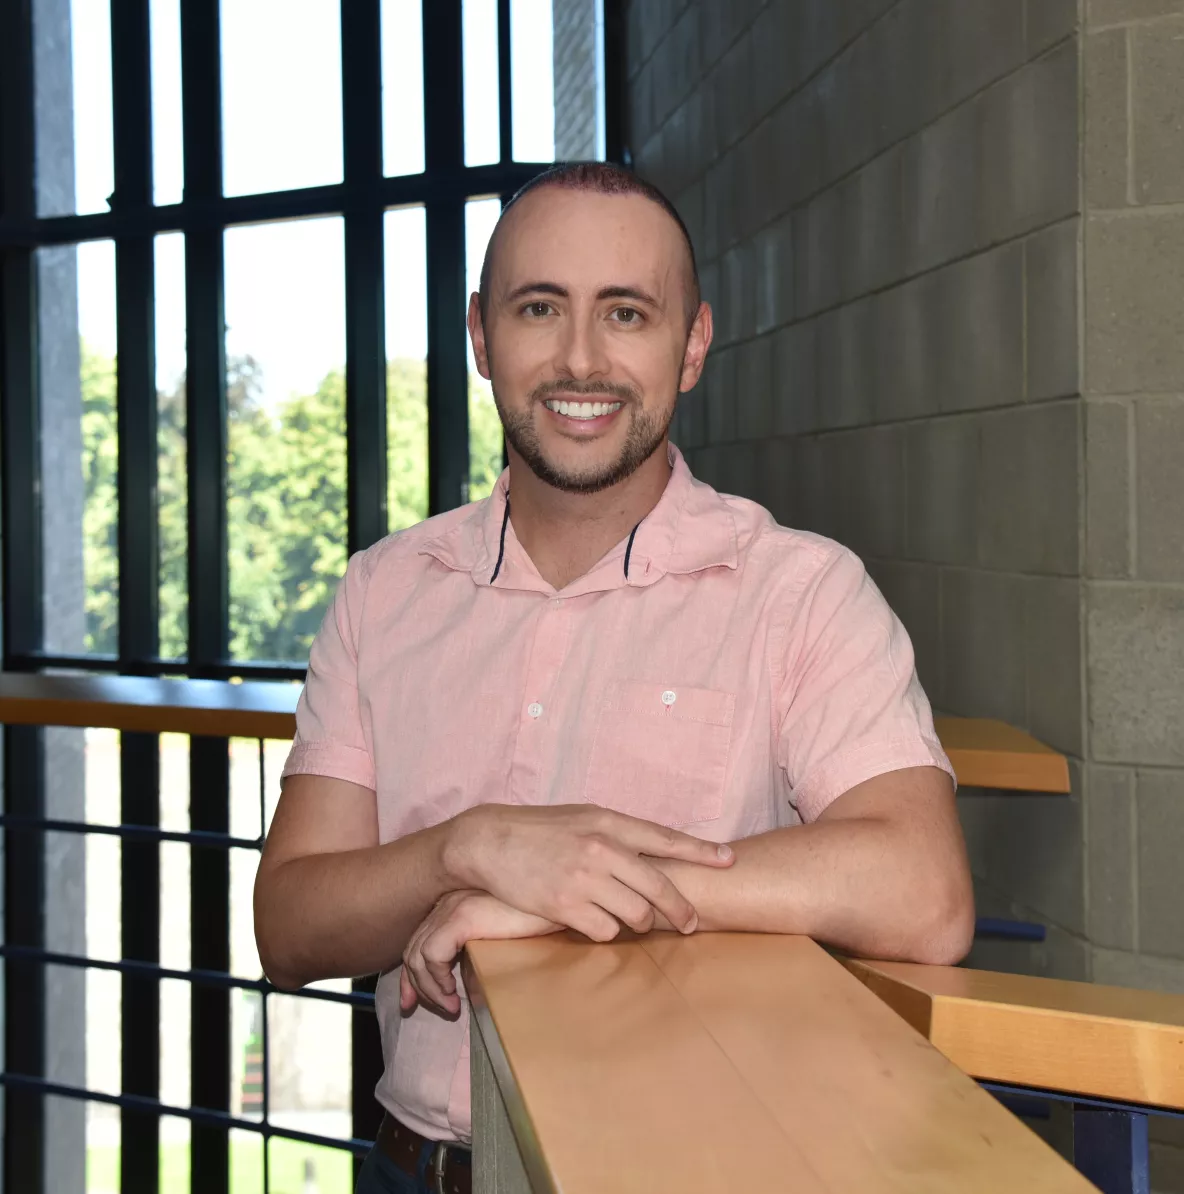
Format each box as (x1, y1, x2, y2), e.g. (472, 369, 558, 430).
(81, 346, 506, 664)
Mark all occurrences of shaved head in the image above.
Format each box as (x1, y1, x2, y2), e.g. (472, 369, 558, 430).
(478, 162, 700, 331)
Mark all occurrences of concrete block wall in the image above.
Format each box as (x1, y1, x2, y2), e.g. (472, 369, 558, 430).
(627, 0, 1090, 979)
(628, 4, 1184, 1176)
(1080, 1, 1184, 1123)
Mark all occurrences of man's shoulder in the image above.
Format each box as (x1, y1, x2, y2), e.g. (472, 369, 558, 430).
(720, 492, 853, 589)
(348, 501, 485, 586)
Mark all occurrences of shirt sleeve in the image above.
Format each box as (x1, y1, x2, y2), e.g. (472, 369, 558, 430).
(775, 546, 953, 822)
(281, 549, 376, 791)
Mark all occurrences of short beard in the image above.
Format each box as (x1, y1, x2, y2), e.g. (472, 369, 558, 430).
(494, 377, 674, 495)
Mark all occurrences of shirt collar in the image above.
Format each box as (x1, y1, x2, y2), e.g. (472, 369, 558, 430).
(418, 444, 738, 593)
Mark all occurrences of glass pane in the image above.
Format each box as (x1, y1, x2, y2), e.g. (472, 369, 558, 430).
(231, 846, 262, 978)
(267, 990, 352, 1151)
(39, 240, 118, 656)
(224, 217, 347, 663)
(233, 989, 265, 1121)
(381, 0, 425, 176)
(384, 206, 429, 531)
(220, 0, 343, 196)
(230, 1127, 264, 1194)
(161, 1116, 192, 1191)
(87, 1095, 119, 1192)
(150, 0, 184, 205)
(160, 732, 191, 972)
(230, 737, 265, 842)
(511, 0, 555, 162)
(269, 1137, 354, 1194)
(156, 233, 188, 659)
(552, 0, 607, 160)
(463, 0, 500, 166)
(160, 977, 192, 1107)
(465, 198, 504, 502)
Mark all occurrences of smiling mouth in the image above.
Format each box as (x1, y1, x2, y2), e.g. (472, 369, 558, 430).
(542, 398, 624, 421)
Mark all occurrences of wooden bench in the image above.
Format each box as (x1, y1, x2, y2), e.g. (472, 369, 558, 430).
(464, 933, 1094, 1193)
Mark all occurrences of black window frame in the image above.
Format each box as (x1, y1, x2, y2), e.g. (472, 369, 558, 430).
(0, 1, 626, 1190)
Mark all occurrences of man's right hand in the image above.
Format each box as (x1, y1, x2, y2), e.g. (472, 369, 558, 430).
(442, 804, 734, 941)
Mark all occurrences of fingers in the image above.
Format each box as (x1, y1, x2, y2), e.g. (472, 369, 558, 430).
(597, 812, 734, 868)
(586, 878, 657, 935)
(610, 853, 699, 934)
(402, 904, 465, 1019)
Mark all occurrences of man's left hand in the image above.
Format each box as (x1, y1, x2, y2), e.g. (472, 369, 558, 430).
(400, 890, 560, 1017)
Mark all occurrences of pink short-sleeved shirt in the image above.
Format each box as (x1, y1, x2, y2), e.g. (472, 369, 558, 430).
(282, 445, 952, 1143)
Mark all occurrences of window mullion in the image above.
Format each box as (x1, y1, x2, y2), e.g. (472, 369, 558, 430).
(180, 4, 232, 1193)
(423, 0, 469, 515)
(342, 0, 388, 555)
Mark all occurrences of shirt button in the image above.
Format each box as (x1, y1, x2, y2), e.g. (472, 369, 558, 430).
(661, 690, 677, 706)
(527, 702, 544, 719)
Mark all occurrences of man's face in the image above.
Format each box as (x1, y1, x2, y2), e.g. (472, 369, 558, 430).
(468, 188, 712, 495)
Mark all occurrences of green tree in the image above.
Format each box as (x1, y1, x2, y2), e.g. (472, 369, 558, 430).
(81, 350, 505, 665)
(80, 345, 119, 654)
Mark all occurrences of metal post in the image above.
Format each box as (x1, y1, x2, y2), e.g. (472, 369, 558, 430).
(1073, 1105, 1150, 1194)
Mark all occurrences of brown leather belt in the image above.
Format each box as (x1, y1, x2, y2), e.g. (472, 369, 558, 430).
(375, 1113, 472, 1194)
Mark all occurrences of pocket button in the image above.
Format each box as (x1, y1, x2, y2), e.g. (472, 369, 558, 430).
(661, 690, 677, 706)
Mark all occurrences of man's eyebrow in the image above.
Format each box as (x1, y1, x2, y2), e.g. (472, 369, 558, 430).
(504, 281, 569, 303)
(597, 285, 660, 307)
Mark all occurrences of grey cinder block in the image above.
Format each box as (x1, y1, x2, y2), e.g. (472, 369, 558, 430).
(1088, 583, 1184, 765)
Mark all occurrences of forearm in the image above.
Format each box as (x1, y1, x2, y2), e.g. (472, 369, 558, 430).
(254, 820, 462, 989)
(655, 818, 974, 964)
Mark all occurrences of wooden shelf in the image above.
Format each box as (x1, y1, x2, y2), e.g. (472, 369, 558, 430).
(842, 956, 1184, 1111)
(464, 934, 1092, 1193)
(0, 672, 299, 740)
(934, 716, 1071, 793)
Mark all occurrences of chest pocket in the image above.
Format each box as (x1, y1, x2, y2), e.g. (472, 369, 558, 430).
(583, 680, 735, 828)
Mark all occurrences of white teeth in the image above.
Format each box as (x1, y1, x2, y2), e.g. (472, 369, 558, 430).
(544, 399, 623, 419)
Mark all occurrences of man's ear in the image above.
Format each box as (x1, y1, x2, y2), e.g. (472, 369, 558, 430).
(467, 292, 492, 380)
(678, 301, 714, 393)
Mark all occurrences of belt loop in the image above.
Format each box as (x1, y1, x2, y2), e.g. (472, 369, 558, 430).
(432, 1141, 448, 1194)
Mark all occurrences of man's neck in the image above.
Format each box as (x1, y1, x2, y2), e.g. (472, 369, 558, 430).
(506, 445, 673, 590)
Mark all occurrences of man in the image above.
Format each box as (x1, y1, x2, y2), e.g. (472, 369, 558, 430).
(254, 162, 974, 1194)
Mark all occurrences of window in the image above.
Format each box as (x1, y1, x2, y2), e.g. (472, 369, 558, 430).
(0, 1, 617, 1190)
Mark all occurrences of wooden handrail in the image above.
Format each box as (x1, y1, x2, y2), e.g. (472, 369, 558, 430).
(934, 716, 1070, 792)
(842, 957, 1184, 1111)
(0, 675, 1069, 793)
(464, 933, 1092, 1192)
(0, 672, 299, 740)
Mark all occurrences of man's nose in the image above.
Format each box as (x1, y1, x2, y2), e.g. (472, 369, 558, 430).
(554, 313, 609, 380)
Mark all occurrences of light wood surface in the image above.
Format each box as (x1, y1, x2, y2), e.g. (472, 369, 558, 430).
(934, 716, 1070, 792)
(843, 957, 1184, 1110)
(464, 933, 1093, 1193)
(0, 675, 1067, 793)
(0, 672, 299, 740)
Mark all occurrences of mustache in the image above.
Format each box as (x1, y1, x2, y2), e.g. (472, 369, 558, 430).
(529, 378, 639, 403)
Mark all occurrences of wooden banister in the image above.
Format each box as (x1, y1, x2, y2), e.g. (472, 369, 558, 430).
(934, 716, 1070, 793)
(464, 933, 1093, 1193)
(842, 957, 1184, 1111)
(0, 672, 299, 740)
(0, 676, 1069, 793)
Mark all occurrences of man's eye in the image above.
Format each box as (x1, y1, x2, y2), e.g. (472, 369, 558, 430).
(612, 307, 641, 324)
(524, 301, 552, 317)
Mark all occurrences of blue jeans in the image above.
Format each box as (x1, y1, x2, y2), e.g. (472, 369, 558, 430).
(354, 1140, 437, 1194)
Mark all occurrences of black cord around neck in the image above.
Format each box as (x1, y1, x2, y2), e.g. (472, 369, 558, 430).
(489, 496, 511, 584)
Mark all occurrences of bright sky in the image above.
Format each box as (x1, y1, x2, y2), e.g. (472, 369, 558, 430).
(70, 0, 559, 407)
